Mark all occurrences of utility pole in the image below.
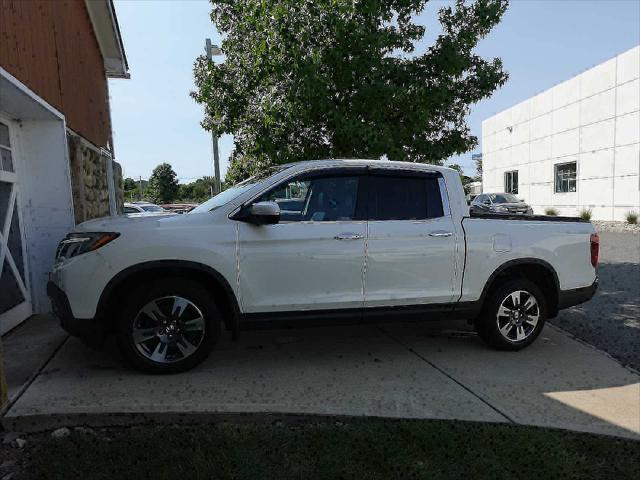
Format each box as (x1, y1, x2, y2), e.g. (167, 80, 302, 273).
(205, 38, 223, 194)
(139, 176, 143, 201)
(211, 131, 221, 195)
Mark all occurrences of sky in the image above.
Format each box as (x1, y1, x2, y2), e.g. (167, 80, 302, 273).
(109, 0, 640, 181)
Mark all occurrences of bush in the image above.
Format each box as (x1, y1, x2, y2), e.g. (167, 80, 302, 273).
(579, 208, 592, 221)
(545, 207, 558, 216)
(626, 211, 638, 224)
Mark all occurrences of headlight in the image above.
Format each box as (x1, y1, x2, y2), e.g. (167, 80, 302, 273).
(56, 232, 119, 261)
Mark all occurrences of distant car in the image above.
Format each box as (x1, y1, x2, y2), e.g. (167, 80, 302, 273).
(470, 193, 533, 216)
(161, 203, 198, 214)
(123, 202, 171, 216)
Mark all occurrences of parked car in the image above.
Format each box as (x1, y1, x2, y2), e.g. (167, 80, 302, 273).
(49, 159, 598, 373)
(161, 203, 198, 214)
(470, 193, 534, 216)
(123, 202, 171, 216)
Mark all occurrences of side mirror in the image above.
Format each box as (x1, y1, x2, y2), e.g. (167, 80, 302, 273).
(247, 201, 280, 225)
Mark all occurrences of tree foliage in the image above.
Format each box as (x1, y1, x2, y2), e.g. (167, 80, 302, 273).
(178, 177, 217, 202)
(193, 0, 509, 184)
(123, 177, 137, 191)
(474, 153, 483, 180)
(147, 163, 179, 203)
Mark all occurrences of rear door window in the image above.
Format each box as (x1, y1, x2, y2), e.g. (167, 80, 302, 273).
(368, 172, 444, 221)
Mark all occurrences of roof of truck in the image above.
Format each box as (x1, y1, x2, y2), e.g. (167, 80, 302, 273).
(284, 159, 454, 173)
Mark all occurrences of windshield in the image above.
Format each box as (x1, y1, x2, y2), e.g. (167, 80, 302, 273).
(491, 193, 521, 203)
(189, 165, 290, 214)
(140, 205, 165, 212)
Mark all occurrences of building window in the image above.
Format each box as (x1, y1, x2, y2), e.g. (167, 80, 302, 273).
(504, 170, 518, 194)
(555, 162, 577, 193)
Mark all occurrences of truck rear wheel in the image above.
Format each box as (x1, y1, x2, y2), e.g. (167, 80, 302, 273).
(116, 277, 221, 374)
(476, 278, 547, 351)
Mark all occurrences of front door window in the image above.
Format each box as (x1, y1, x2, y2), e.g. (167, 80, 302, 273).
(257, 174, 362, 222)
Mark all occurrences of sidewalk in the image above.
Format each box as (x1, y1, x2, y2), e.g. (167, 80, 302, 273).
(3, 318, 638, 439)
(2, 315, 67, 406)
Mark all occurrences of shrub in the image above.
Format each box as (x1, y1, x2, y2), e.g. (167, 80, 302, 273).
(545, 207, 558, 216)
(579, 208, 592, 221)
(626, 211, 638, 224)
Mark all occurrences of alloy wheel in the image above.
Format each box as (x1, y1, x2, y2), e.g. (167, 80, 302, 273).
(132, 296, 206, 364)
(495, 290, 540, 342)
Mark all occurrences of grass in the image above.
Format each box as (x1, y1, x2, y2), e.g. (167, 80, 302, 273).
(626, 211, 638, 224)
(32, 420, 639, 480)
(544, 207, 558, 216)
(579, 208, 592, 221)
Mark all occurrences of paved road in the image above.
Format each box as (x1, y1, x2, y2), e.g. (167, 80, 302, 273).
(551, 231, 640, 371)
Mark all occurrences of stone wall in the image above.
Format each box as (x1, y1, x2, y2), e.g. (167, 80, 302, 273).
(112, 160, 124, 214)
(67, 131, 123, 223)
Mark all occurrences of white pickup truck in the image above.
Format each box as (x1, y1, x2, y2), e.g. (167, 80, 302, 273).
(48, 159, 599, 373)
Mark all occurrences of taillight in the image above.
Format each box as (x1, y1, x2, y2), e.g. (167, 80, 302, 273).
(590, 233, 599, 267)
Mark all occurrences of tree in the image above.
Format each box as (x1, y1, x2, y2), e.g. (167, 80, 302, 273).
(123, 177, 138, 201)
(473, 153, 483, 180)
(448, 163, 472, 191)
(147, 163, 179, 203)
(123, 177, 137, 191)
(193, 0, 509, 184)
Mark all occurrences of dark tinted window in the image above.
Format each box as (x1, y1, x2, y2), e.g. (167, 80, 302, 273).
(491, 193, 520, 203)
(369, 174, 443, 220)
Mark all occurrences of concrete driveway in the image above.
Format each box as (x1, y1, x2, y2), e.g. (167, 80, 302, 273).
(3, 319, 639, 439)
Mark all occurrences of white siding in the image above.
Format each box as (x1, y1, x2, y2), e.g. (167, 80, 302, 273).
(482, 46, 640, 221)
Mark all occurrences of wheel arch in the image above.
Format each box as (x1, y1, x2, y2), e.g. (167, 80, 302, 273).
(479, 258, 560, 318)
(96, 260, 241, 337)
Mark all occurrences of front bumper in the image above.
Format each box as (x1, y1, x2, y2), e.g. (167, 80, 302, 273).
(558, 277, 599, 309)
(47, 281, 105, 347)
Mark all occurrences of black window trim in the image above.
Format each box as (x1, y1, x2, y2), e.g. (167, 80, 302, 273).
(504, 170, 518, 195)
(554, 161, 577, 194)
(233, 165, 446, 224)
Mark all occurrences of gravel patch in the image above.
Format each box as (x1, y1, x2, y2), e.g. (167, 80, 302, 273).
(551, 231, 640, 371)
(592, 220, 640, 234)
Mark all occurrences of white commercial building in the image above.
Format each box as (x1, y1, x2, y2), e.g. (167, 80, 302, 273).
(482, 46, 639, 221)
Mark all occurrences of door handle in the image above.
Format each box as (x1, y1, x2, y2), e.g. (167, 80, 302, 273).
(334, 233, 364, 240)
(428, 231, 453, 237)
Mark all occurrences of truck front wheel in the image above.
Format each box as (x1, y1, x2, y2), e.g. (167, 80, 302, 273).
(476, 278, 547, 350)
(116, 277, 221, 373)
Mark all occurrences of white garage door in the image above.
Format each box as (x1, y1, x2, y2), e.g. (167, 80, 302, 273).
(0, 119, 32, 334)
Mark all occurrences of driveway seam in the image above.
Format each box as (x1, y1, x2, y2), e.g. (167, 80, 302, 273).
(376, 325, 516, 424)
(1, 334, 69, 420)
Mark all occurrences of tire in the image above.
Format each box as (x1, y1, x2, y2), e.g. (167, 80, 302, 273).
(116, 277, 221, 374)
(475, 277, 547, 351)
